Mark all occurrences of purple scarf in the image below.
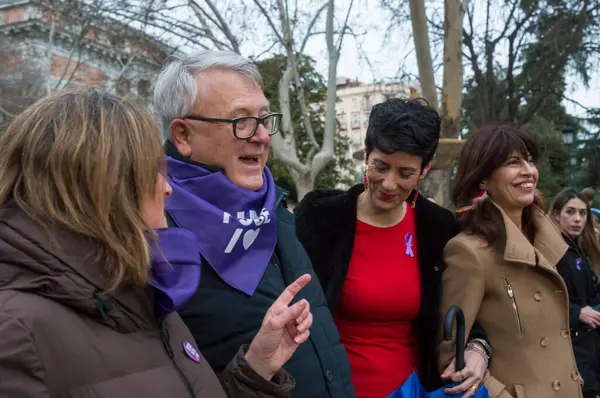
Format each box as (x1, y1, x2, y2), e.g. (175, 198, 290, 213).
(149, 228, 202, 315)
(165, 156, 277, 296)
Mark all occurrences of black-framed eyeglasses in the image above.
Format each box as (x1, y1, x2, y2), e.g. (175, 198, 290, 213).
(183, 113, 283, 140)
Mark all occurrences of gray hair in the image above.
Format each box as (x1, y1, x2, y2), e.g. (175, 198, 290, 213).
(153, 50, 263, 139)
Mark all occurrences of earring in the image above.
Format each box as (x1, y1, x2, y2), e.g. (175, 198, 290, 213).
(411, 190, 419, 208)
(363, 168, 369, 191)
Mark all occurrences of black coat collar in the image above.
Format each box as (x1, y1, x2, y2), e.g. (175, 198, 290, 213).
(296, 184, 458, 310)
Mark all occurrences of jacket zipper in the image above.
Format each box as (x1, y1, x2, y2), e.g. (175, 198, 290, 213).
(159, 320, 195, 398)
(504, 278, 524, 335)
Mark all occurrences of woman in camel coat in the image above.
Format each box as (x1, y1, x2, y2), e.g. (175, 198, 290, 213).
(439, 125, 582, 398)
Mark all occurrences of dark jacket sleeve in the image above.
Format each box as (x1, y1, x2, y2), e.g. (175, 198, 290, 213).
(0, 311, 50, 397)
(556, 254, 584, 328)
(294, 191, 331, 290)
(569, 302, 583, 329)
(218, 346, 295, 398)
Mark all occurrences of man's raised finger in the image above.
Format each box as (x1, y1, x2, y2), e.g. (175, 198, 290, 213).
(273, 274, 311, 307)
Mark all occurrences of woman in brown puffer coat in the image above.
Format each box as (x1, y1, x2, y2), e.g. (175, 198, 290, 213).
(0, 88, 312, 398)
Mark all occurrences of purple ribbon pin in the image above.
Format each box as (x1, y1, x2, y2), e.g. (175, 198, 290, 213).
(576, 258, 582, 271)
(183, 341, 201, 363)
(405, 232, 415, 258)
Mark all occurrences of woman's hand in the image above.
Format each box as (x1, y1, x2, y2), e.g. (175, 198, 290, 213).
(244, 274, 313, 380)
(441, 343, 488, 397)
(579, 306, 600, 328)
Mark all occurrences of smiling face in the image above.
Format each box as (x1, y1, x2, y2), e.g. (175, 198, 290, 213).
(364, 149, 429, 212)
(170, 68, 271, 191)
(555, 197, 588, 238)
(483, 151, 539, 214)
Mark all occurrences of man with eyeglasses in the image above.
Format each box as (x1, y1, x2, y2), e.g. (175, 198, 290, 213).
(153, 50, 355, 398)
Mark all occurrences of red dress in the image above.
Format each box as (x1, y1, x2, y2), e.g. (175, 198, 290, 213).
(334, 204, 421, 398)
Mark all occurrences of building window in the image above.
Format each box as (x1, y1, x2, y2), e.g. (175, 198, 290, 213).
(364, 95, 372, 110)
(339, 113, 347, 130)
(351, 97, 359, 109)
(363, 111, 370, 128)
(351, 112, 360, 129)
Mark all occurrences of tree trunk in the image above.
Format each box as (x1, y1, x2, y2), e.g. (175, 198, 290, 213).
(310, 0, 337, 176)
(420, 168, 452, 206)
(269, 0, 339, 201)
(409, 0, 437, 109)
(441, 0, 463, 139)
(418, 0, 465, 208)
(292, 171, 316, 202)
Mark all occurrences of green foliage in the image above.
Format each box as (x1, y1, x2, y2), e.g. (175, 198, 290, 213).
(521, 116, 568, 201)
(460, 0, 600, 203)
(256, 55, 353, 202)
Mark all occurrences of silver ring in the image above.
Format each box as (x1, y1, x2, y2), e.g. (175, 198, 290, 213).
(471, 384, 479, 390)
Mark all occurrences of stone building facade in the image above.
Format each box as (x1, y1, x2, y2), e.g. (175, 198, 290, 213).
(0, 0, 176, 129)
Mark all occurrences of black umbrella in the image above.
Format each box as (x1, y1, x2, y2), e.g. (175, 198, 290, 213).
(443, 305, 465, 371)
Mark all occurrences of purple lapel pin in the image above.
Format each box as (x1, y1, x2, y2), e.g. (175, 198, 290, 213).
(405, 232, 415, 258)
(576, 258, 582, 271)
(183, 341, 201, 363)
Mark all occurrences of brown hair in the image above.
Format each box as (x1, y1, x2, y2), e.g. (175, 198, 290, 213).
(453, 124, 541, 248)
(582, 187, 596, 203)
(0, 87, 164, 292)
(550, 188, 600, 273)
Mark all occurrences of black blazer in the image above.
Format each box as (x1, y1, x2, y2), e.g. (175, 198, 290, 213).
(556, 236, 600, 393)
(556, 236, 600, 328)
(295, 184, 486, 391)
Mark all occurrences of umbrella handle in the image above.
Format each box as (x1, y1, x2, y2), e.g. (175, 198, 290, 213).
(443, 305, 465, 371)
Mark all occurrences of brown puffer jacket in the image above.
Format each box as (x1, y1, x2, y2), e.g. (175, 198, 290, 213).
(0, 208, 294, 398)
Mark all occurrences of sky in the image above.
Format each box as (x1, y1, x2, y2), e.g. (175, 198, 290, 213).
(294, 0, 600, 119)
(161, 0, 599, 119)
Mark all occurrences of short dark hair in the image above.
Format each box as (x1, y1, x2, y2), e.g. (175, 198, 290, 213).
(364, 98, 441, 169)
(453, 124, 541, 247)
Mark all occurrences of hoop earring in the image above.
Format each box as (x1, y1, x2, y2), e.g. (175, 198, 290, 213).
(363, 168, 369, 191)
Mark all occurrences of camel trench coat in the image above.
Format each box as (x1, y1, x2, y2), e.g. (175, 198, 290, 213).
(439, 203, 582, 398)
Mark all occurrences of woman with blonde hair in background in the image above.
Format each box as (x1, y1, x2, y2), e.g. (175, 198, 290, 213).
(440, 124, 582, 398)
(550, 188, 600, 398)
(0, 87, 312, 397)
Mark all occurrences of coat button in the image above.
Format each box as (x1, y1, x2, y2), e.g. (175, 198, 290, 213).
(571, 370, 580, 381)
(552, 380, 561, 391)
(534, 291, 542, 301)
(325, 370, 333, 382)
(540, 337, 549, 347)
(561, 329, 570, 339)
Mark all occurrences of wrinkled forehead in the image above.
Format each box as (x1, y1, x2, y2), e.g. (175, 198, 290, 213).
(193, 69, 269, 115)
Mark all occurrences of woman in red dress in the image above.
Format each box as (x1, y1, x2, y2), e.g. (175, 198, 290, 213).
(295, 98, 491, 398)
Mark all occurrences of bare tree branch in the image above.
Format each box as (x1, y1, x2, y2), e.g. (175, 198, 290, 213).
(202, 0, 241, 52)
(253, 0, 285, 45)
(0, 105, 17, 118)
(335, 0, 355, 53)
(300, 2, 328, 54)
